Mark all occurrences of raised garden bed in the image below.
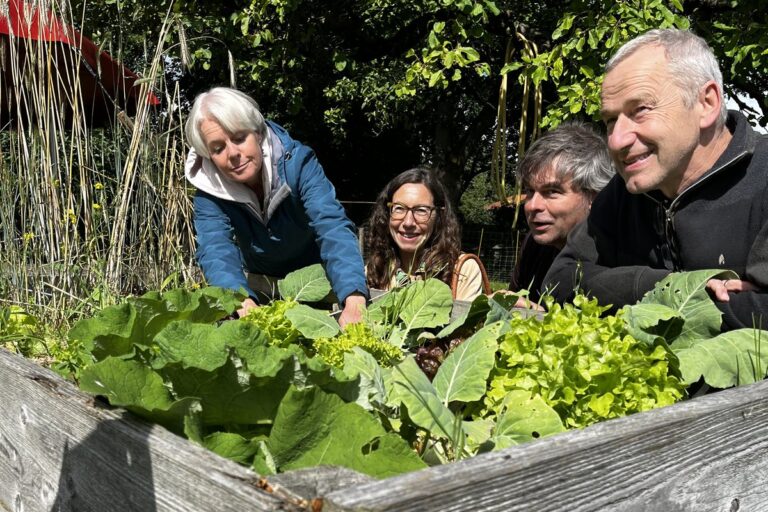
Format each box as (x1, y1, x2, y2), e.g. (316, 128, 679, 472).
(3, 339, 768, 511)
(4, 267, 768, 511)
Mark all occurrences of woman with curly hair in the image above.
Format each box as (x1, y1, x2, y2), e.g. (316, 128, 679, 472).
(365, 168, 489, 301)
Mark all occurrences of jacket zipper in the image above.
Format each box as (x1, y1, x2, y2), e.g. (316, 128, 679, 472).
(645, 149, 750, 272)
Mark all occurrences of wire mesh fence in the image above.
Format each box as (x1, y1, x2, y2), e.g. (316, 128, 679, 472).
(461, 225, 523, 285)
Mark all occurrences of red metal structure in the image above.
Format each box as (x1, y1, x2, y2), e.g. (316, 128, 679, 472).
(0, 0, 159, 128)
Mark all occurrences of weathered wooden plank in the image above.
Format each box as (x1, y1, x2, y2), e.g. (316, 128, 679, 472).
(324, 379, 768, 511)
(269, 466, 375, 504)
(0, 348, 301, 512)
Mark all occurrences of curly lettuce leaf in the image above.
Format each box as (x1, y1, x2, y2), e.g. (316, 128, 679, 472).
(485, 296, 685, 429)
(240, 300, 301, 347)
(312, 322, 402, 368)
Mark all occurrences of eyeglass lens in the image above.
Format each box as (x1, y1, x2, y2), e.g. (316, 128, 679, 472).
(390, 203, 433, 221)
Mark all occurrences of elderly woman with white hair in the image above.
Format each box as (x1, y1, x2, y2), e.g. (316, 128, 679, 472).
(184, 87, 367, 325)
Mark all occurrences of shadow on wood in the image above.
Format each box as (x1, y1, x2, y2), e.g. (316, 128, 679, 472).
(49, 417, 156, 511)
(0, 348, 299, 512)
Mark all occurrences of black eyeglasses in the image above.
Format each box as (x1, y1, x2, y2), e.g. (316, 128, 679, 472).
(387, 202, 437, 222)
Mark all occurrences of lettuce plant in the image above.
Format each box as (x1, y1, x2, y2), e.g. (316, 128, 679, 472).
(484, 295, 686, 429)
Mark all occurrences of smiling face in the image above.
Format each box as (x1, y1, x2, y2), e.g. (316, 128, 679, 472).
(200, 117, 263, 187)
(600, 45, 703, 198)
(388, 183, 436, 267)
(524, 167, 592, 250)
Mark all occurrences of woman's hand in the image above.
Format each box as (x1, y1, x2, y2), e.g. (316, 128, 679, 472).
(236, 297, 259, 318)
(339, 293, 367, 329)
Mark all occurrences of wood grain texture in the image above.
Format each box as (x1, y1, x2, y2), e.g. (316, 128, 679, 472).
(324, 379, 768, 511)
(269, 466, 375, 502)
(0, 348, 300, 512)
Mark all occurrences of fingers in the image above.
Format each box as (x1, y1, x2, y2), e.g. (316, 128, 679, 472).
(338, 295, 366, 329)
(513, 296, 545, 311)
(706, 278, 757, 302)
(236, 298, 259, 318)
(725, 279, 758, 292)
(707, 279, 731, 302)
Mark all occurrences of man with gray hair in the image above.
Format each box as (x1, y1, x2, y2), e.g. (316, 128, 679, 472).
(543, 28, 768, 330)
(509, 122, 614, 303)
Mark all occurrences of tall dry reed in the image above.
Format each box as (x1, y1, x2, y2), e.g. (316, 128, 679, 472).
(0, 0, 198, 328)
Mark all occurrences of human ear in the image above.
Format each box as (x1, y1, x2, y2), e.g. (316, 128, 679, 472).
(698, 81, 722, 130)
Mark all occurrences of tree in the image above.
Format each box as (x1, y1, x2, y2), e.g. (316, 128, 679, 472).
(73, 0, 766, 216)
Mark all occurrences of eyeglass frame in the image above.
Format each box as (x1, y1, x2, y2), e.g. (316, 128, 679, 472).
(387, 202, 440, 222)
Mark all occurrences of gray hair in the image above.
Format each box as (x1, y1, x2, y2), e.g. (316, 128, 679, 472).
(606, 29, 727, 128)
(518, 122, 614, 196)
(185, 87, 267, 158)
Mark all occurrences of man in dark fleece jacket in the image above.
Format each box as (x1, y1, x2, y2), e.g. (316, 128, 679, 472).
(542, 28, 768, 331)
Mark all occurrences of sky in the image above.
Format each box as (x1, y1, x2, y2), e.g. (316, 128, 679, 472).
(726, 94, 767, 134)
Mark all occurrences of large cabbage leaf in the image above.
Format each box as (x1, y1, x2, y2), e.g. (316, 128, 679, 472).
(432, 321, 500, 405)
(630, 269, 736, 347)
(674, 328, 768, 387)
(277, 263, 332, 302)
(265, 386, 426, 478)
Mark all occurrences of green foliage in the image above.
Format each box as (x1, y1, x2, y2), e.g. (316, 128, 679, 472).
(367, 279, 454, 345)
(0, 306, 46, 357)
(388, 320, 560, 462)
(285, 304, 341, 339)
(72, 278, 427, 478)
(624, 269, 737, 347)
(263, 386, 427, 478)
(0, 306, 90, 380)
(674, 330, 768, 388)
(66, 266, 765, 480)
(695, 0, 768, 127)
(65, 0, 767, 224)
(485, 296, 686, 429)
(203, 432, 262, 465)
(313, 322, 403, 368)
(487, 390, 565, 449)
(241, 300, 301, 347)
(623, 270, 768, 388)
(431, 321, 497, 405)
(277, 263, 332, 302)
(520, 0, 690, 128)
(68, 286, 242, 360)
(389, 356, 459, 443)
(393, 0, 499, 96)
(458, 172, 498, 225)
